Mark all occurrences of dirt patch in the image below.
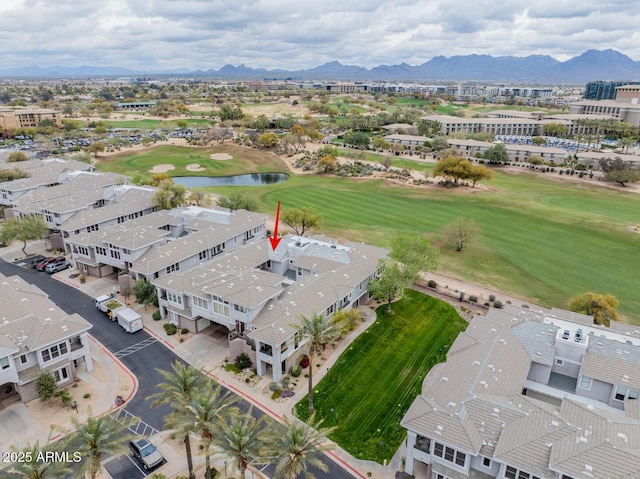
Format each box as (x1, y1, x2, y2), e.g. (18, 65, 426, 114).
(628, 225, 640, 234)
(210, 153, 233, 160)
(186, 163, 205, 172)
(149, 164, 176, 174)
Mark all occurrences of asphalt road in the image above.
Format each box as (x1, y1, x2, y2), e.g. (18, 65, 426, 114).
(1, 258, 355, 479)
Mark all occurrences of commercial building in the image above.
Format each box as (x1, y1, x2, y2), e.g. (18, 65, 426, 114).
(584, 81, 640, 101)
(0, 108, 62, 131)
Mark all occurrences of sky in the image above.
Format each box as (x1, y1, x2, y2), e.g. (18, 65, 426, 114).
(1, 0, 639, 71)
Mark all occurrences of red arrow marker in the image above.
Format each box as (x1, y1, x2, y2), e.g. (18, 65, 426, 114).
(269, 201, 282, 251)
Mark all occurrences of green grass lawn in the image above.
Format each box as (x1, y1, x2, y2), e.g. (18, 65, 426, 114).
(99, 146, 640, 323)
(95, 144, 288, 178)
(294, 290, 467, 463)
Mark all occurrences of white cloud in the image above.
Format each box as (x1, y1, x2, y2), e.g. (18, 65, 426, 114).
(0, 0, 638, 70)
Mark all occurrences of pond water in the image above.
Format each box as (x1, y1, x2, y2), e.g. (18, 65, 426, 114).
(173, 172, 288, 187)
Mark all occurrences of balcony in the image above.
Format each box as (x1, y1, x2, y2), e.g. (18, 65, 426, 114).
(259, 344, 273, 356)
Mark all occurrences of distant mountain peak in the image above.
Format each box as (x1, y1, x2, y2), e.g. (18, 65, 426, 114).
(1, 49, 638, 83)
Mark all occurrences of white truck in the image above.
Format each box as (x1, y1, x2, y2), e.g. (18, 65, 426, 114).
(95, 295, 125, 320)
(114, 307, 143, 334)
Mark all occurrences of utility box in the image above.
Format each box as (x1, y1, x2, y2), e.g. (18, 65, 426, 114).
(115, 307, 143, 334)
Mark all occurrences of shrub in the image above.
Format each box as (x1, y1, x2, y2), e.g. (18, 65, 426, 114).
(281, 390, 295, 398)
(522, 304, 530, 309)
(271, 390, 282, 400)
(83, 393, 91, 399)
(152, 296, 159, 307)
(489, 294, 496, 302)
(224, 363, 241, 374)
(428, 280, 437, 288)
(164, 323, 177, 335)
(494, 300, 503, 309)
(235, 353, 252, 370)
(152, 311, 161, 321)
(290, 365, 302, 377)
(268, 381, 281, 392)
(36, 371, 56, 402)
(299, 355, 310, 368)
(180, 328, 189, 335)
(469, 295, 478, 303)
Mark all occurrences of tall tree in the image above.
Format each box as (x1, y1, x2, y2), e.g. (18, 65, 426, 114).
(214, 407, 270, 479)
(270, 415, 335, 479)
(0, 215, 48, 256)
(281, 207, 322, 236)
(189, 188, 211, 207)
(181, 384, 236, 479)
(468, 164, 493, 187)
(443, 218, 480, 252)
(569, 292, 620, 327)
(390, 233, 440, 276)
(153, 179, 187, 210)
(67, 413, 133, 479)
(482, 143, 509, 164)
(295, 313, 342, 415)
(369, 259, 414, 312)
(148, 361, 209, 479)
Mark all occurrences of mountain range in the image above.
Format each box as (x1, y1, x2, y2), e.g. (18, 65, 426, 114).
(2, 49, 640, 84)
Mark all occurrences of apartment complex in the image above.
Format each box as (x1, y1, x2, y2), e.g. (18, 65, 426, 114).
(0, 108, 62, 131)
(584, 81, 640, 101)
(402, 304, 640, 479)
(0, 273, 93, 403)
(569, 84, 640, 126)
(151, 235, 388, 381)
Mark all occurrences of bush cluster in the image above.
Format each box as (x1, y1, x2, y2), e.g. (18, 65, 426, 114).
(164, 323, 177, 335)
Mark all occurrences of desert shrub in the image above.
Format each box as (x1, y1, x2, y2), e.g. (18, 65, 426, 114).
(494, 300, 503, 309)
(469, 295, 478, 303)
(235, 353, 252, 370)
(489, 294, 496, 302)
(290, 365, 302, 377)
(83, 393, 91, 399)
(164, 323, 177, 335)
(268, 381, 281, 392)
(281, 390, 295, 398)
(180, 328, 189, 335)
(299, 355, 310, 368)
(271, 390, 282, 400)
(152, 311, 161, 321)
(428, 280, 437, 288)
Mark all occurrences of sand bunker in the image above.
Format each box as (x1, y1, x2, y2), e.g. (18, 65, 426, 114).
(186, 163, 206, 172)
(149, 164, 176, 174)
(210, 153, 233, 160)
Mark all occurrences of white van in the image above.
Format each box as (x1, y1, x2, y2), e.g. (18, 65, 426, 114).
(115, 307, 143, 334)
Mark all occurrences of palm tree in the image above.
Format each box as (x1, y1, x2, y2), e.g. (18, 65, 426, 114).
(214, 406, 270, 479)
(270, 414, 335, 479)
(180, 383, 236, 479)
(295, 313, 342, 415)
(8, 440, 71, 479)
(147, 361, 209, 479)
(68, 412, 133, 479)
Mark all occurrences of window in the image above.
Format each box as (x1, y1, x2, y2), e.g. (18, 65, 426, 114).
(483, 457, 491, 467)
(193, 296, 208, 309)
(234, 304, 246, 313)
(199, 250, 207, 260)
(96, 246, 106, 256)
(0, 356, 9, 370)
(167, 292, 183, 306)
(40, 342, 68, 363)
(77, 246, 89, 256)
(53, 366, 69, 383)
(505, 466, 517, 479)
(579, 375, 592, 390)
(166, 263, 180, 274)
(615, 387, 627, 401)
(110, 249, 121, 259)
(87, 224, 99, 232)
(555, 358, 564, 366)
(20, 354, 27, 364)
(432, 442, 465, 467)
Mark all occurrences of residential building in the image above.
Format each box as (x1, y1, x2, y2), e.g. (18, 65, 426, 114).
(402, 304, 640, 479)
(421, 115, 542, 137)
(0, 273, 93, 403)
(569, 84, 640, 126)
(152, 235, 388, 381)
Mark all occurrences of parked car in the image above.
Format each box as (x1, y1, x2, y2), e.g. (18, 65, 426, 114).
(35, 256, 65, 271)
(129, 438, 164, 470)
(45, 260, 70, 274)
(29, 255, 47, 267)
